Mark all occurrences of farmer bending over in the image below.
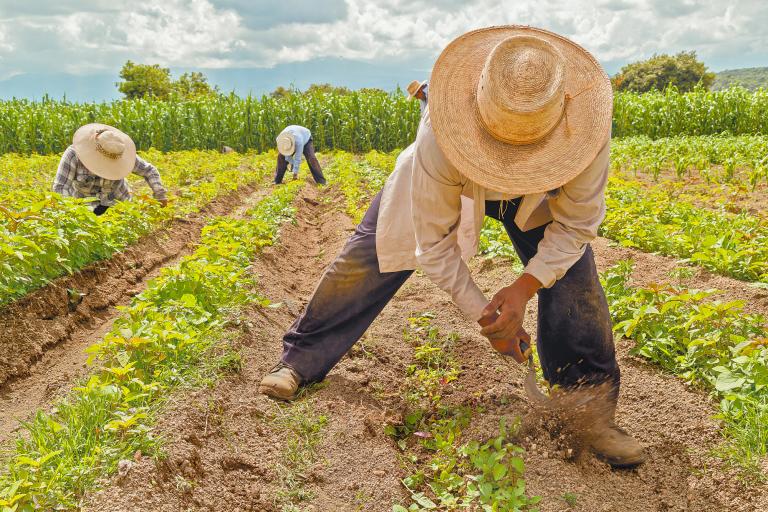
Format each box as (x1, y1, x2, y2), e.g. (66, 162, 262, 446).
(259, 26, 644, 468)
(275, 125, 327, 185)
(53, 124, 167, 215)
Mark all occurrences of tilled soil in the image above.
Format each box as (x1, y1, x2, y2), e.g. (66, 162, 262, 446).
(82, 186, 767, 512)
(0, 182, 269, 442)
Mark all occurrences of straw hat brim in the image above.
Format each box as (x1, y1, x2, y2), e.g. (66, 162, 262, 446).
(429, 26, 613, 195)
(72, 123, 136, 181)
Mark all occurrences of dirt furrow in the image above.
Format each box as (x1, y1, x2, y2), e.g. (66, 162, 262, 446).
(81, 192, 766, 511)
(0, 181, 270, 443)
(82, 181, 358, 511)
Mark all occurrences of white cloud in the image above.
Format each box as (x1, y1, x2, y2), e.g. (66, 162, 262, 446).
(0, 0, 766, 79)
(220, 0, 768, 72)
(118, 0, 243, 68)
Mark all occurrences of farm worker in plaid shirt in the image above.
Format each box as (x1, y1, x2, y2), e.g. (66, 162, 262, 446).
(260, 26, 646, 468)
(53, 123, 168, 215)
(274, 125, 327, 185)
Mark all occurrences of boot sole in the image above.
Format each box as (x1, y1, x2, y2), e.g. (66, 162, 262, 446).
(595, 451, 646, 468)
(258, 384, 297, 401)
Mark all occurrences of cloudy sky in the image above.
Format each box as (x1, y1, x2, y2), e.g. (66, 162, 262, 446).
(0, 0, 766, 100)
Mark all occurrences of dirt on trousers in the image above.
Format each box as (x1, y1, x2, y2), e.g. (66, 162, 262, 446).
(0, 182, 269, 443)
(83, 184, 765, 512)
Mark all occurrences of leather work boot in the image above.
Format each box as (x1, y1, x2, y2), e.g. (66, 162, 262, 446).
(258, 363, 301, 401)
(590, 424, 645, 468)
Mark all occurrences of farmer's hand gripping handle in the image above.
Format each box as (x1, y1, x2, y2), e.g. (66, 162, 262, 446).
(478, 313, 532, 363)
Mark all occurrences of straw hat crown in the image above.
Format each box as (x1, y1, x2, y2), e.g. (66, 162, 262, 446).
(429, 26, 613, 195)
(477, 35, 565, 145)
(72, 124, 136, 180)
(95, 130, 127, 159)
(276, 132, 296, 156)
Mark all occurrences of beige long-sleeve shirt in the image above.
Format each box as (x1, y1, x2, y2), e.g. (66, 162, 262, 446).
(375, 110, 609, 321)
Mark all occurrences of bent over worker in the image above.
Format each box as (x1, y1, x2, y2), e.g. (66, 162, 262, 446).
(259, 26, 644, 468)
(274, 125, 327, 185)
(53, 123, 167, 215)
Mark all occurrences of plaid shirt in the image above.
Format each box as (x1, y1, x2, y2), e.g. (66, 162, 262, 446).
(52, 146, 167, 206)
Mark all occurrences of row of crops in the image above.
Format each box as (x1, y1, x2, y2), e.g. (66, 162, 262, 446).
(1, 142, 767, 507)
(0, 145, 399, 510)
(612, 134, 768, 186)
(2, 86, 768, 156)
(0, 150, 275, 306)
(0, 175, 306, 510)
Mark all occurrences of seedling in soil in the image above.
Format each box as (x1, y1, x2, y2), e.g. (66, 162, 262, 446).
(273, 400, 328, 508)
(392, 314, 539, 511)
(562, 492, 578, 507)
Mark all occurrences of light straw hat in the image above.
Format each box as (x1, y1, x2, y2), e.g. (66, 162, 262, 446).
(429, 26, 613, 194)
(407, 80, 427, 98)
(72, 124, 137, 180)
(276, 132, 296, 157)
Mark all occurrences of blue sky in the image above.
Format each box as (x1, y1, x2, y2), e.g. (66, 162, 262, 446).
(0, 0, 766, 101)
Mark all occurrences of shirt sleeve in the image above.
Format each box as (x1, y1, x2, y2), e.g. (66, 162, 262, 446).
(53, 147, 77, 195)
(292, 139, 306, 170)
(132, 156, 167, 200)
(411, 116, 489, 321)
(523, 140, 610, 288)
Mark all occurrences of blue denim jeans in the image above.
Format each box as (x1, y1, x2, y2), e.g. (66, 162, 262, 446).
(281, 192, 619, 394)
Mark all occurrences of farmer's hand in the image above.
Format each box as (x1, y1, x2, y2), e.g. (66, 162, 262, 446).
(478, 274, 541, 357)
(478, 315, 531, 363)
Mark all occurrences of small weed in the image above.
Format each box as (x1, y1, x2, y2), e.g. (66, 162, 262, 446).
(274, 400, 329, 508)
(562, 492, 578, 507)
(668, 266, 696, 282)
(391, 314, 539, 511)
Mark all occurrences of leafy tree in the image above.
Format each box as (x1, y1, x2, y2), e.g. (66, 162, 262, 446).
(359, 87, 386, 94)
(174, 71, 218, 98)
(269, 83, 352, 99)
(117, 62, 219, 100)
(713, 67, 768, 91)
(613, 51, 715, 93)
(116, 61, 174, 99)
(270, 85, 294, 99)
(305, 83, 351, 95)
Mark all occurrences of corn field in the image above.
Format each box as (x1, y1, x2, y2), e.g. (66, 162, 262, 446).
(613, 86, 768, 138)
(0, 90, 421, 155)
(2, 86, 768, 156)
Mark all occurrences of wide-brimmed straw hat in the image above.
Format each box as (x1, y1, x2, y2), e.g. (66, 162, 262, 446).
(276, 132, 296, 157)
(407, 80, 427, 98)
(72, 124, 136, 180)
(430, 26, 612, 194)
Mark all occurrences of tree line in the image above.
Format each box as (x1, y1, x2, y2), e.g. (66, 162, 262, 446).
(116, 52, 739, 101)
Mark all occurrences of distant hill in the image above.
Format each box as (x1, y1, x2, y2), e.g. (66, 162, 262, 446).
(713, 67, 768, 91)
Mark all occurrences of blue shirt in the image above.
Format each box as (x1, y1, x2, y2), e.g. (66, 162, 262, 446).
(280, 125, 311, 171)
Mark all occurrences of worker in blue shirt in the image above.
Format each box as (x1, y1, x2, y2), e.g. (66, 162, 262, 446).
(275, 125, 327, 185)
